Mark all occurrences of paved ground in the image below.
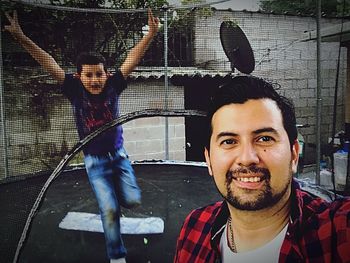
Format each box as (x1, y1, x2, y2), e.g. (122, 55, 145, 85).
(0, 163, 221, 263)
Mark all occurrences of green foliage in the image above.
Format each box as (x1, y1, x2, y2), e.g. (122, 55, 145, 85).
(1, 0, 213, 68)
(180, 0, 213, 18)
(49, 0, 165, 9)
(259, 0, 350, 16)
(225, 19, 239, 27)
(1, 0, 167, 67)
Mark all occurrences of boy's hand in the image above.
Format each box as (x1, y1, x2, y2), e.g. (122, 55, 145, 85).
(4, 10, 65, 83)
(148, 9, 159, 37)
(5, 11, 25, 39)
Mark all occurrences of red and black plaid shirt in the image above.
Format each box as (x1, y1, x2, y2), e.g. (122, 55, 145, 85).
(174, 180, 350, 263)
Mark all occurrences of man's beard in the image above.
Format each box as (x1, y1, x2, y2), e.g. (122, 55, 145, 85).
(222, 165, 291, 211)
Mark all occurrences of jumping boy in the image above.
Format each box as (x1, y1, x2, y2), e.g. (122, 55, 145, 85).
(5, 9, 159, 263)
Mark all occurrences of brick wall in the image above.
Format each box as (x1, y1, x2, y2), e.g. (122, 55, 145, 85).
(194, 10, 347, 147)
(121, 81, 185, 162)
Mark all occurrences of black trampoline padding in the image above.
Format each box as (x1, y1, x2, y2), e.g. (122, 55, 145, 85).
(0, 163, 221, 263)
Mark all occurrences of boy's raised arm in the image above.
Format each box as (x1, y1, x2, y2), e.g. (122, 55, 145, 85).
(5, 11, 65, 84)
(120, 9, 159, 78)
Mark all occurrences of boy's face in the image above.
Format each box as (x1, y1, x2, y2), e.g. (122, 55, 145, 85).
(79, 63, 107, 95)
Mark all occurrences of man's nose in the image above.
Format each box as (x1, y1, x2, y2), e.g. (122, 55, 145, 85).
(236, 143, 259, 167)
(91, 75, 98, 82)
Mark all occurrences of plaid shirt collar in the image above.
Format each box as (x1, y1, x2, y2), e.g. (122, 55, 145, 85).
(210, 200, 229, 254)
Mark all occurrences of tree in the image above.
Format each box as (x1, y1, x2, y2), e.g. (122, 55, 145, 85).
(1, 0, 214, 67)
(1, 0, 168, 67)
(259, 0, 350, 17)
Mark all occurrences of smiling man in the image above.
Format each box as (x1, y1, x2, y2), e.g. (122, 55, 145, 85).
(174, 76, 350, 263)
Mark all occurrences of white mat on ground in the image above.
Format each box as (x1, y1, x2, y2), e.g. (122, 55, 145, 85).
(59, 212, 164, 234)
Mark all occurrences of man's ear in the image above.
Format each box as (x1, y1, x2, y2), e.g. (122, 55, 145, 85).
(291, 139, 300, 174)
(74, 72, 80, 78)
(204, 147, 213, 176)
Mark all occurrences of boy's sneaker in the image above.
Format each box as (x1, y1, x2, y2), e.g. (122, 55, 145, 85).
(110, 258, 126, 263)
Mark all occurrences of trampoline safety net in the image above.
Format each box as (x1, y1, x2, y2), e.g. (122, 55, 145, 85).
(0, 0, 348, 262)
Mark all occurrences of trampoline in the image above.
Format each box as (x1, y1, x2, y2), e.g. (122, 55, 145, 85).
(0, 162, 221, 263)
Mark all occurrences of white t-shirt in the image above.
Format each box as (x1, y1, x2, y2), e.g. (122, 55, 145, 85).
(220, 223, 288, 263)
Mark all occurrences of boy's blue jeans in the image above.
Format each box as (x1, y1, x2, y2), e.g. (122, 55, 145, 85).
(84, 147, 141, 259)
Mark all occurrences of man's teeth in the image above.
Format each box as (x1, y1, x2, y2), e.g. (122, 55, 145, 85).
(236, 177, 261, 182)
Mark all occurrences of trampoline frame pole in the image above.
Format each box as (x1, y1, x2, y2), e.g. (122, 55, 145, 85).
(315, 0, 322, 185)
(164, 8, 169, 160)
(0, 16, 9, 179)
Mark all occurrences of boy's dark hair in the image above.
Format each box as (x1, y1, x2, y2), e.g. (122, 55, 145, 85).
(76, 52, 107, 74)
(206, 75, 297, 150)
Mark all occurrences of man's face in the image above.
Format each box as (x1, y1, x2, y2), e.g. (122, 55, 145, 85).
(204, 99, 299, 211)
(79, 63, 107, 95)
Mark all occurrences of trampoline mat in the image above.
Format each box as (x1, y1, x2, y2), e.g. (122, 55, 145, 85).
(0, 163, 221, 263)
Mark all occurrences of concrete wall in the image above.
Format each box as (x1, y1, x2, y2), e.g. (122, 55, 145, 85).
(121, 81, 185, 162)
(3, 90, 78, 178)
(123, 117, 186, 161)
(194, 10, 347, 147)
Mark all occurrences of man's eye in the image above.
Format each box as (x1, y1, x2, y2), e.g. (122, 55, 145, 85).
(257, 136, 274, 143)
(221, 139, 235, 145)
(86, 73, 92, 78)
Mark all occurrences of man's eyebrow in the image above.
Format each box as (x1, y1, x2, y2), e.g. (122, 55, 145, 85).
(215, 132, 238, 141)
(253, 127, 279, 135)
(214, 128, 279, 142)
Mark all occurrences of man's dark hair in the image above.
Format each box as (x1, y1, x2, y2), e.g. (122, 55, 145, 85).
(76, 52, 107, 74)
(206, 75, 297, 150)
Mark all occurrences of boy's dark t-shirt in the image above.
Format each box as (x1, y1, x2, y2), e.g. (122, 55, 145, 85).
(62, 70, 126, 155)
